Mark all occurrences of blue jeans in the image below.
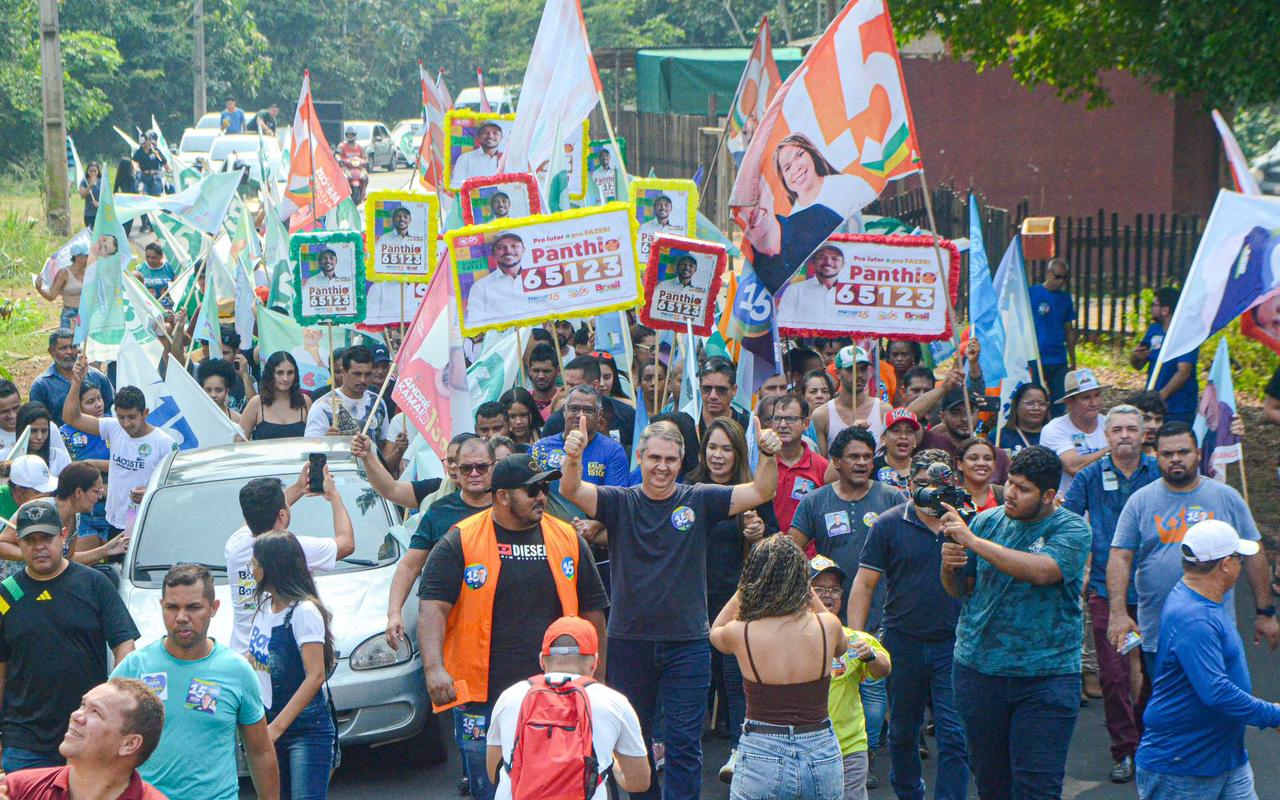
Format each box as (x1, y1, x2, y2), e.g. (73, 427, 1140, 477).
(608, 637, 711, 800)
(1, 746, 62, 772)
(453, 702, 495, 800)
(859, 676, 888, 751)
(881, 631, 968, 800)
(952, 663, 1080, 800)
(1137, 762, 1257, 800)
(731, 724, 843, 800)
(722, 650, 747, 747)
(276, 705, 337, 800)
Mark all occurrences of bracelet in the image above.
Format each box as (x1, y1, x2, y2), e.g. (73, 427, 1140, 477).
(1257, 606, 1276, 618)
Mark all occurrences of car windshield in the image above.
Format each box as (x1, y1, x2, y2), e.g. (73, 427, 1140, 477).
(130, 471, 399, 584)
(180, 132, 220, 153)
(348, 123, 374, 139)
(209, 138, 261, 161)
(195, 113, 221, 129)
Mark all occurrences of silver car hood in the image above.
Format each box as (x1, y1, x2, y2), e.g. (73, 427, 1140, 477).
(121, 562, 401, 657)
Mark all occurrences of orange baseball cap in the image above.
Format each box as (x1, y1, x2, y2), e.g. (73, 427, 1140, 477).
(541, 616, 599, 657)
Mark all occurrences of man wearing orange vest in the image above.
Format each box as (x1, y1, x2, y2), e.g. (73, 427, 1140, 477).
(417, 452, 609, 800)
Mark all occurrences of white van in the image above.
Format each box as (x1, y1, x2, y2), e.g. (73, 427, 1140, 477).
(454, 85, 519, 114)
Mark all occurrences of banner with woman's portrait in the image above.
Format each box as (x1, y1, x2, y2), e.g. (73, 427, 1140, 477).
(364, 191, 439, 283)
(588, 138, 626, 203)
(639, 235, 726, 337)
(460, 173, 541, 226)
(629, 178, 698, 263)
(291, 230, 367, 326)
(775, 234, 958, 340)
(443, 111, 515, 191)
(446, 202, 641, 335)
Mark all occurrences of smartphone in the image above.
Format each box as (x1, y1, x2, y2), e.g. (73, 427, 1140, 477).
(308, 453, 327, 494)
(1119, 631, 1142, 655)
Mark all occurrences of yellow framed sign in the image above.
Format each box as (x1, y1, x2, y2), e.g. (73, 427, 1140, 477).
(363, 190, 439, 283)
(629, 177, 699, 263)
(443, 110, 514, 191)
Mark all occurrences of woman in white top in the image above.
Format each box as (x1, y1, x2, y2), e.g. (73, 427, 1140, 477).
(14, 402, 71, 477)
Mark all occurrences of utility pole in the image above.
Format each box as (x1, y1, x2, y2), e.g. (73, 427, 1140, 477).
(193, 0, 207, 123)
(38, 0, 69, 236)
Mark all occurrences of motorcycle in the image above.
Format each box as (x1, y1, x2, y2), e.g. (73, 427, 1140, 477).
(339, 152, 368, 205)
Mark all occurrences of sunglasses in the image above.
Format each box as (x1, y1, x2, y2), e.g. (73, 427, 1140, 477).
(520, 483, 550, 497)
(458, 462, 493, 475)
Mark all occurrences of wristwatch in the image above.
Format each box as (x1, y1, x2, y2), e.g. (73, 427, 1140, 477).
(1256, 605, 1276, 617)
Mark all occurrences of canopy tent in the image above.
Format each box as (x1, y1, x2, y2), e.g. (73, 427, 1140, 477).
(635, 47, 803, 115)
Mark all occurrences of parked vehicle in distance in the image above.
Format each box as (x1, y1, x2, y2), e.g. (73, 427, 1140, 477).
(454, 85, 518, 114)
(389, 119, 424, 168)
(341, 121, 397, 171)
(195, 111, 222, 130)
(205, 134, 282, 177)
(178, 128, 221, 165)
(120, 438, 439, 752)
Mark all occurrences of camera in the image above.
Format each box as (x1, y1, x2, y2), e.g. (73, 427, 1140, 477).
(911, 483, 971, 516)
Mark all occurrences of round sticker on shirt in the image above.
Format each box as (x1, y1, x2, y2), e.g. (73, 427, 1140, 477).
(561, 556, 576, 580)
(138, 443, 152, 458)
(862, 511, 880, 527)
(463, 563, 489, 590)
(670, 506, 696, 531)
(547, 450, 567, 470)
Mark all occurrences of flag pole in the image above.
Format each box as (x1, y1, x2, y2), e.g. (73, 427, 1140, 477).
(697, 121, 732, 213)
(918, 168, 972, 424)
(399, 284, 406, 350)
(515, 327, 527, 388)
(1238, 442, 1251, 505)
(360, 362, 398, 438)
(327, 323, 338, 419)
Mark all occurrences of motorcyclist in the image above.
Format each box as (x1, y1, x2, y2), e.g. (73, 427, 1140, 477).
(338, 129, 367, 202)
(338, 129, 365, 164)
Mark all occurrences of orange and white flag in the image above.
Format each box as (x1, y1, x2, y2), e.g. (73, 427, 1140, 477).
(416, 61, 451, 193)
(280, 71, 350, 231)
(727, 17, 783, 166)
(730, 0, 921, 295)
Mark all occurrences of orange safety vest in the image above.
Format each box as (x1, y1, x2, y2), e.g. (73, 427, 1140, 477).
(443, 509, 581, 702)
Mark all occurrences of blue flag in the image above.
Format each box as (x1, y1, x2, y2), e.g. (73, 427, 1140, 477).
(967, 195, 1006, 384)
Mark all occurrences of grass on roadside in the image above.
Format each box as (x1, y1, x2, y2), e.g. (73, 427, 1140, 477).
(0, 179, 70, 387)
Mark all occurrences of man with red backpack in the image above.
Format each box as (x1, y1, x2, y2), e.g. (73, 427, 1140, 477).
(486, 617, 650, 800)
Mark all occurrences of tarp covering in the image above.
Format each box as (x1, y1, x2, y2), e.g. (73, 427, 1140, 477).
(636, 47, 803, 115)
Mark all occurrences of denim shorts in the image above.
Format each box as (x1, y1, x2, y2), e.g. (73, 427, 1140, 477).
(730, 722, 843, 800)
(1137, 762, 1256, 800)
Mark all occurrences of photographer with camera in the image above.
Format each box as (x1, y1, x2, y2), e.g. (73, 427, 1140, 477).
(848, 449, 970, 800)
(940, 446, 1091, 799)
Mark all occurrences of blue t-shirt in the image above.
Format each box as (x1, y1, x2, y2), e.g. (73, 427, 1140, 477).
(220, 108, 246, 133)
(1141, 322, 1199, 416)
(60, 423, 109, 461)
(1137, 581, 1280, 777)
(953, 506, 1091, 677)
(139, 262, 175, 300)
(530, 432, 629, 487)
(1028, 284, 1076, 365)
(1111, 478, 1259, 653)
(859, 503, 961, 642)
(112, 639, 265, 800)
(1061, 454, 1159, 600)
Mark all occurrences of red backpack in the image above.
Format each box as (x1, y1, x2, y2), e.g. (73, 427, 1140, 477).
(506, 674, 602, 800)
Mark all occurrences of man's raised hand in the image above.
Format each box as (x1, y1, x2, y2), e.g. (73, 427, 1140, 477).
(756, 428, 781, 457)
(564, 415, 588, 461)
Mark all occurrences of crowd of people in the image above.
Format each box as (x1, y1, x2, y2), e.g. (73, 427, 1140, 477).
(4, 254, 1280, 800)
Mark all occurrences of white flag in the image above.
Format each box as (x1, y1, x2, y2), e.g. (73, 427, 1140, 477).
(993, 236, 1040, 426)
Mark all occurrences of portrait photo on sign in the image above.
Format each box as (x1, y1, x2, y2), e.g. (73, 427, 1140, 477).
(639, 234, 726, 337)
(775, 233, 959, 340)
(460, 173, 540, 226)
(587, 138, 626, 202)
(365, 191, 438, 282)
(630, 178, 698, 262)
(291, 230, 367, 326)
(447, 203, 640, 335)
(444, 111, 514, 190)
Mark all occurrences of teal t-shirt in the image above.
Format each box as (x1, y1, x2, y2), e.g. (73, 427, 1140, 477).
(112, 639, 265, 800)
(953, 506, 1091, 677)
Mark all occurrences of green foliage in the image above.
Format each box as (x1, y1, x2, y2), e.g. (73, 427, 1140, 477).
(0, 298, 43, 338)
(1235, 103, 1280, 161)
(0, 207, 59, 283)
(1204, 320, 1275, 401)
(891, 0, 1280, 109)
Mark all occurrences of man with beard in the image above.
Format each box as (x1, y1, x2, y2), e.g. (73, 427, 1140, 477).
(941, 446, 1091, 799)
(919, 387, 1011, 484)
(814, 346, 891, 454)
(30, 329, 114, 427)
(487, 191, 511, 220)
(417, 453, 608, 800)
(1107, 422, 1278, 679)
(466, 232, 526, 326)
(525, 344, 561, 418)
(373, 206, 422, 274)
(777, 243, 844, 324)
(307, 249, 341, 289)
(304, 346, 394, 453)
(452, 121, 504, 187)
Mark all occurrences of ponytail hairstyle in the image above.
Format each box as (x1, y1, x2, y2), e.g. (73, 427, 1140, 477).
(735, 534, 812, 622)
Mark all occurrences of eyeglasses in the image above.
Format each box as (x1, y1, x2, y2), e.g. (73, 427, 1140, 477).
(565, 404, 598, 416)
(700, 384, 732, 396)
(458, 462, 493, 475)
(1049, 271, 1069, 280)
(773, 415, 804, 426)
(1021, 400, 1049, 409)
(812, 585, 842, 597)
(521, 483, 550, 497)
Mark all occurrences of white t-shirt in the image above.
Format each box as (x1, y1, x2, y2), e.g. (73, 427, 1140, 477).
(1039, 413, 1108, 495)
(225, 526, 339, 654)
(487, 673, 646, 800)
(244, 598, 326, 709)
(304, 390, 390, 441)
(0, 428, 15, 452)
(99, 419, 177, 528)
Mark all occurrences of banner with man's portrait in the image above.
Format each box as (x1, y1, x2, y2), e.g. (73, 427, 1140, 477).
(639, 235, 726, 337)
(775, 234, 958, 340)
(629, 178, 698, 263)
(587, 138, 626, 203)
(447, 202, 641, 335)
(443, 111, 515, 191)
(364, 191, 439, 283)
(460, 173, 541, 226)
(291, 231, 367, 326)
(532, 121, 590, 202)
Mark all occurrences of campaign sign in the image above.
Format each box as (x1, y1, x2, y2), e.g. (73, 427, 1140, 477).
(444, 110, 515, 191)
(291, 231, 367, 326)
(532, 120, 590, 201)
(629, 178, 698, 263)
(447, 202, 641, 336)
(460, 173, 541, 226)
(775, 234, 959, 340)
(364, 191, 439, 283)
(640, 235, 726, 337)
(587, 138, 626, 203)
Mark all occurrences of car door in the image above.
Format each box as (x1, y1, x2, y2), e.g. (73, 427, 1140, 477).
(373, 125, 392, 168)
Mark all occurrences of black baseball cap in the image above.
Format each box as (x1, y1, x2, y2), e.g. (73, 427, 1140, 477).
(940, 388, 970, 411)
(371, 345, 392, 365)
(490, 454, 560, 492)
(15, 499, 61, 539)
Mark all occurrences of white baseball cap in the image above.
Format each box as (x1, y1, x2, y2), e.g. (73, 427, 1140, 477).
(1180, 519, 1259, 562)
(8, 455, 58, 493)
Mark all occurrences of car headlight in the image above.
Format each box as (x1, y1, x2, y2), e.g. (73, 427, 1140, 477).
(348, 634, 412, 670)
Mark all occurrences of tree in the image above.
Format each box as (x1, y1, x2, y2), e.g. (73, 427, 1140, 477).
(890, 0, 1280, 109)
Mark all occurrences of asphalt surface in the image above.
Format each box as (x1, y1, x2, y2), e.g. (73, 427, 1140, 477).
(314, 166, 1280, 798)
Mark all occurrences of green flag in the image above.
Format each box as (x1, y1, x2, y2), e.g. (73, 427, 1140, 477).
(262, 193, 294, 310)
(76, 165, 131, 359)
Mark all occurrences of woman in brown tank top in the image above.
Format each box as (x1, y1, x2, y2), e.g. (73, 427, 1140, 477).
(711, 534, 847, 800)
